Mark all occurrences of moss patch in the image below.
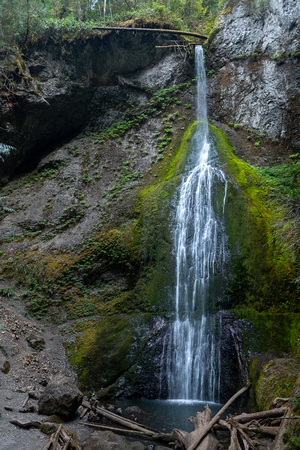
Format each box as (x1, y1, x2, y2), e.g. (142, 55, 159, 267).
(234, 307, 300, 355)
(65, 316, 136, 390)
(210, 124, 298, 312)
(254, 358, 300, 411)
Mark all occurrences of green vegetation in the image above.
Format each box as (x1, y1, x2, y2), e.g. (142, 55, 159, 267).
(252, 358, 300, 411)
(210, 125, 298, 313)
(0, 0, 223, 53)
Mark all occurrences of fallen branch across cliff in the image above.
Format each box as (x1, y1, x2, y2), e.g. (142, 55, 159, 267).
(91, 26, 207, 40)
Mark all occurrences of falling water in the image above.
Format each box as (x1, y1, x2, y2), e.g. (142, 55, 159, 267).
(166, 46, 228, 402)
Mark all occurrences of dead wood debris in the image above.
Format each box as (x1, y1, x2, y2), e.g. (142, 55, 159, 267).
(9, 382, 300, 449)
(78, 383, 298, 449)
(41, 424, 81, 450)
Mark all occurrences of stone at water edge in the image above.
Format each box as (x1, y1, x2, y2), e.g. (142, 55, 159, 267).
(38, 374, 83, 419)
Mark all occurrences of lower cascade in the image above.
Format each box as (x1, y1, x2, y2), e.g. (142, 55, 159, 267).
(165, 46, 229, 402)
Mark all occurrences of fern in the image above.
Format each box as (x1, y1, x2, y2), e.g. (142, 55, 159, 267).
(0, 196, 14, 213)
(0, 143, 15, 163)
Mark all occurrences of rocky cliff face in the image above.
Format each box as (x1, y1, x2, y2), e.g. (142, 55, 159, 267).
(207, 0, 300, 149)
(0, 28, 191, 183)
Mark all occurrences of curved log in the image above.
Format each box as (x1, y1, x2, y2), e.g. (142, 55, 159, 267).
(92, 26, 207, 40)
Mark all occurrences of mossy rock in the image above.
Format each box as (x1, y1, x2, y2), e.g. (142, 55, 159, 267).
(126, 123, 196, 313)
(66, 316, 137, 390)
(65, 313, 168, 396)
(254, 358, 300, 411)
(209, 124, 298, 312)
(67, 126, 193, 397)
(233, 308, 300, 355)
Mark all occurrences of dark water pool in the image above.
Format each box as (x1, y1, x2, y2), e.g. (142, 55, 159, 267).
(114, 399, 227, 433)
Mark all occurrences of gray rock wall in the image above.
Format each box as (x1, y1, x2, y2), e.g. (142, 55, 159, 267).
(207, 0, 300, 149)
(0, 32, 190, 184)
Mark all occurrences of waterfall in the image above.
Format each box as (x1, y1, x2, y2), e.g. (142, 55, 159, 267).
(166, 46, 228, 402)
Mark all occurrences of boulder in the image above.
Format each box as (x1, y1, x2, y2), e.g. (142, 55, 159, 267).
(255, 358, 300, 410)
(38, 374, 82, 418)
(26, 333, 46, 351)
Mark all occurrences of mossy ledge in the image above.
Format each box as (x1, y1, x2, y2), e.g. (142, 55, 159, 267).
(210, 124, 298, 313)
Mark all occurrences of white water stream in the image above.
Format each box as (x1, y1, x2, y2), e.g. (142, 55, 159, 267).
(165, 46, 228, 402)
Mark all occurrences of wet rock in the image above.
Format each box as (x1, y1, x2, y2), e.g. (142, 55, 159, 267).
(82, 430, 145, 450)
(38, 374, 83, 418)
(28, 390, 40, 400)
(125, 405, 144, 415)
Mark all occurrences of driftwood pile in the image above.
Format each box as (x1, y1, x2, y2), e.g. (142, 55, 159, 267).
(77, 384, 299, 449)
(9, 383, 300, 449)
(41, 424, 81, 450)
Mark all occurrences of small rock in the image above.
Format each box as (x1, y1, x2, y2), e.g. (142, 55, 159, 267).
(29, 390, 40, 400)
(125, 406, 143, 415)
(26, 333, 46, 351)
(1, 360, 10, 374)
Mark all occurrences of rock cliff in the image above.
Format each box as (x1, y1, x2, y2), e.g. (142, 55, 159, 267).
(207, 0, 300, 149)
(0, 26, 191, 183)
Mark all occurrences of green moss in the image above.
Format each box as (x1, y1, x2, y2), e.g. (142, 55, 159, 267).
(66, 316, 136, 390)
(255, 358, 300, 410)
(210, 124, 298, 312)
(290, 317, 300, 357)
(129, 123, 195, 312)
(233, 307, 300, 355)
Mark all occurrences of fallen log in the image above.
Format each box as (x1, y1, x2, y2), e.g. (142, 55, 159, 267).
(79, 420, 155, 436)
(233, 407, 287, 423)
(92, 26, 207, 40)
(9, 419, 41, 429)
(221, 419, 280, 437)
(82, 399, 155, 436)
(155, 44, 196, 48)
(228, 423, 241, 450)
(42, 423, 81, 450)
(270, 397, 289, 408)
(42, 424, 62, 450)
